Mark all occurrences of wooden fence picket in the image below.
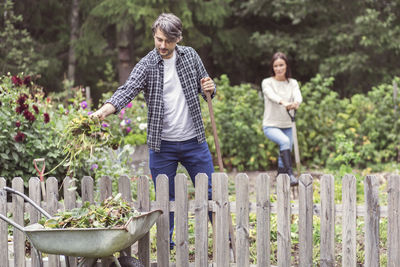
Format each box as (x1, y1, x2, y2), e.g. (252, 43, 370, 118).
(320, 174, 335, 267)
(213, 172, 229, 267)
(256, 173, 270, 267)
(119, 175, 133, 257)
(364, 175, 380, 267)
(175, 173, 189, 267)
(81, 176, 94, 203)
(29, 177, 41, 267)
(138, 175, 151, 267)
(63, 177, 78, 267)
(277, 174, 291, 267)
(156, 174, 170, 267)
(298, 174, 313, 267)
(46, 177, 60, 267)
(0, 177, 8, 266)
(342, 174, 357, 267)
(195, 173, 209, 267)
(12, 177, 25, 267)
(388, 174, 400, 267)
(236, 173, 249, 267)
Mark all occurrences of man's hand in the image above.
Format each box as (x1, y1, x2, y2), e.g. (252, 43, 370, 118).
(90, 103, 116, 120)
(201, 77, 215, 95)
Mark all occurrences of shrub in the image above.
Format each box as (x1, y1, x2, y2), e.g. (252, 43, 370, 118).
(0, 74, 66, 183)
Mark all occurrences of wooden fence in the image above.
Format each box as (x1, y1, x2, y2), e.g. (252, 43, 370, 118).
(0, 172, 399, 267)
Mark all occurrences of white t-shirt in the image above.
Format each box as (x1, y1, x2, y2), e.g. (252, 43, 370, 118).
(161, 51, 197, 141)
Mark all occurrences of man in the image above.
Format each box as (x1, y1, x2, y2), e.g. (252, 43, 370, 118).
(91, 13, 215, 250)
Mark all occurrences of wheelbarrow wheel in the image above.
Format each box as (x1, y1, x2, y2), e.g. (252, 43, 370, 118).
(109, 256, 144, 267)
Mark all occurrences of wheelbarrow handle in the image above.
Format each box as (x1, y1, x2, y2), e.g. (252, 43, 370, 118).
(0, 213, 25, 232)
(2, 187, 51, 218)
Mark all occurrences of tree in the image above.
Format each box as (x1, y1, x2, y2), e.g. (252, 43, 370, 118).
(239, 0, 400, 96)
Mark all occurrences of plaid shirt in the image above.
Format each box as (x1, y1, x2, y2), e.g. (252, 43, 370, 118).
(106, 45, 215, 152)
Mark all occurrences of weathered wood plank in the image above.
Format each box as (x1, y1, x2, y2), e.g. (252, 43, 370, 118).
(12, 177, 25, 267)
(364, 175, 380, 267)
(138, 176, 151, 267)
(195, 173, 209, 267)
(46, 177, 60, 267)
(214, 172, 230, 267)
(156, 174, 170, 267)
(119, 175, 133, 257)
(29, 177, 41, 267)
(63, 176, 77, 267)
(236, 173, 249, 267)
(320, 174, 335, 267)
(388, 174, 400, 267)
(277, 174, 291, 267)
(342, 174, 357, 267)
(0, 177, 8, 267)
(298, 174, 313, 267)
(256, 173, 270, 267)
(175, 173, 189, 267)
(99, 176, 112, 202)
(81, 176, 94, 203)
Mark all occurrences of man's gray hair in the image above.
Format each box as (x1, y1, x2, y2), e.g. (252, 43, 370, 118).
(152, 13, 182, 41)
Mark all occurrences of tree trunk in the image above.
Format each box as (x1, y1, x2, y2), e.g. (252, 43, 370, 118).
(117, 25, 134, 85)
(67, 0, 79, 84)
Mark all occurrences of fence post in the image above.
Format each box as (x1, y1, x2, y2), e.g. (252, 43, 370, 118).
(388, 174, 400, 267)
(12, 177, 25, 267)
(342, 174, 357, 267)
(236, 173, 249, 266)
(298, 174, 313, 267)
(195, 173, 209, 267)
(99, 176, 112, 202)
(364, 175, 380, 267)
(119, 175, 133, 257)
(156, 174, 170, 267)
(320, 174, 335, 267)
(81, 176, 94, 204)
(138, 175, 150, 267)
(256, 173, 270, 267)
(0, 177, 8, 266)
(175, 173, 189, 266)
(213, 172, 229, 267)
(277, 174, 291, 267)
(29, 177, 41, 267)
(46, 177, 61, 267)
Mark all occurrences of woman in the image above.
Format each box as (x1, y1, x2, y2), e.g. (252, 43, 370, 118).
(262, 52, 302, 186)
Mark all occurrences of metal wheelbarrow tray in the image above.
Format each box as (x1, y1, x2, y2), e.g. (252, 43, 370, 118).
(0, 186, 162, 265)
(24, 210, 162, 258)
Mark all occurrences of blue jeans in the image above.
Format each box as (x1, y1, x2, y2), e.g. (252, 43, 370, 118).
(149, 137, 214, 248)
(263, 127, 293, 168)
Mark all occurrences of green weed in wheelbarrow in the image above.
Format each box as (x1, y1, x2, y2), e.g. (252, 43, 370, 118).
(0, 187, 162, 267)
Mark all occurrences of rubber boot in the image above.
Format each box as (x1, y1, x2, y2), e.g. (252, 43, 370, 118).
(280, 149, 299, 186)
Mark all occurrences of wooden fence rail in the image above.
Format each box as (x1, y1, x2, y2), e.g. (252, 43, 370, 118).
(0, 173, 399, 267)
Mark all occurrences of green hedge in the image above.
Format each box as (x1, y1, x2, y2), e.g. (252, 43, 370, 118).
(203, 74, 400, 171)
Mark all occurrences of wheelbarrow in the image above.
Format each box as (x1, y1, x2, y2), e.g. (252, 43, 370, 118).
(0, 186, 162, 267)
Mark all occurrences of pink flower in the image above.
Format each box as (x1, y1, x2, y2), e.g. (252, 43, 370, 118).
(126, 127, 132, 133)
(120, 108, 126, 116)
(15, 121, 21, 128)
(102, 123, 109, 128)
(126, 102, 133, 108)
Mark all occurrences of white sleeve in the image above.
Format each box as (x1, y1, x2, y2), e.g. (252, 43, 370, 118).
(262, 79, 282, 104)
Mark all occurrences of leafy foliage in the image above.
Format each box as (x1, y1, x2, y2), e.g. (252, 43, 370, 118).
(40, 193, 141, 228)
(0, 74, 67, 182)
